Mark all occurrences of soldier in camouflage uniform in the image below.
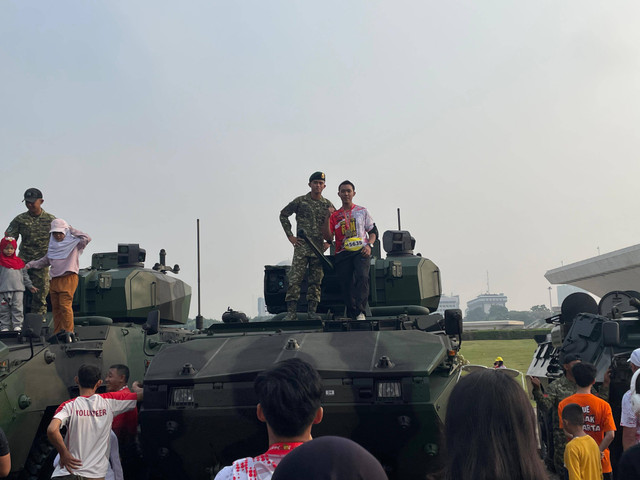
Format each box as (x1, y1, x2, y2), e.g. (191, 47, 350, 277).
(5, 188, 56, 315)
(530, 353, 610, 476)
(280, 172, 335, 320)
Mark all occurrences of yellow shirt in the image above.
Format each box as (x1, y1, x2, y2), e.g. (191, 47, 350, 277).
(564, 435, 602, 480)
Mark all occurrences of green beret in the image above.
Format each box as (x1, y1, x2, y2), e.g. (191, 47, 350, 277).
(309, 171, 326, 182)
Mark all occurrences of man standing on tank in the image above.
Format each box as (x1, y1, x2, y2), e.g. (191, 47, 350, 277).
(280, 172, 335, 321)
(5, 188, 56, 315)
(325, 180, 377, 320)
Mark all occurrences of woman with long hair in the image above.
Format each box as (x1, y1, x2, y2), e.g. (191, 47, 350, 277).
(444, 369, 547, 480)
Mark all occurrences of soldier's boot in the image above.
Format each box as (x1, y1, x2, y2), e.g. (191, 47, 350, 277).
(307, 301, 321, 321)
(284, 301, 298, 321)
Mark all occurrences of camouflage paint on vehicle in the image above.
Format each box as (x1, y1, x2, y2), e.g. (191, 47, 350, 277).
(0, 244, 192, 479)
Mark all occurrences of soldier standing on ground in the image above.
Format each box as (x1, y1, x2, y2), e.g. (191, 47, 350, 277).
(4, 188, 55, 315)
(279, 172, 335, 321)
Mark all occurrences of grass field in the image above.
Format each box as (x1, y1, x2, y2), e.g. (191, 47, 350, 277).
(459, 338, 539, 384)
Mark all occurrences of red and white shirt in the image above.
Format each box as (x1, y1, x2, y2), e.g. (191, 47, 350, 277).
(111, 386, 138, 444)
(213, 442, 304, 480)
(51, 390, 138, 479)
(329, 205, 374, 254)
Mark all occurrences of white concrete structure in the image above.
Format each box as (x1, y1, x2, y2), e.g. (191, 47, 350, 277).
(463, 320, 525, 330)
(557, 285, 589, 305)
(545, 244, 640, 297)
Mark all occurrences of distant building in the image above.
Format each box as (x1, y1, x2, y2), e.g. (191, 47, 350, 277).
(466, 293, 508, 315)
(435, 295, 460, 315)
(257, 297, 267, 316)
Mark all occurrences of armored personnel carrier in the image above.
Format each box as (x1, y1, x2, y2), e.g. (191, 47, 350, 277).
(0, 244, 191, 480)
(140, 230, 463, 480)
(527, 290, 640, 473)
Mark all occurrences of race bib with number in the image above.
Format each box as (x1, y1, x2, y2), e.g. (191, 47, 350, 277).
(344, 237, 364, 251)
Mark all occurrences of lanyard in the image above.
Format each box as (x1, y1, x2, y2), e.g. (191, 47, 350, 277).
(344, 206, 355, 237)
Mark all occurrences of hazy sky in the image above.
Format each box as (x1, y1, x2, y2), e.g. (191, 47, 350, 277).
(3, 2, 640, 317)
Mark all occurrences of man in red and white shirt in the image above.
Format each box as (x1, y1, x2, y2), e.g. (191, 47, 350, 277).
(105, 364, 138, 446)
(47, 364, 142, 480)
(214, 359, 324, 480)
(325, 180, 377, 320)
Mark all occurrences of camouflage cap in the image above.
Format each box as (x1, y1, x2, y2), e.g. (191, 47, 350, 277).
(23, 188, 43, 203)
(309, 172, 326, 182)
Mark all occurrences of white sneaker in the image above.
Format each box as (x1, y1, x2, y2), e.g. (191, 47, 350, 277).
(356, 313, 366, 320)
(14, 327, 21, 332)
(0, 327, 9, 332)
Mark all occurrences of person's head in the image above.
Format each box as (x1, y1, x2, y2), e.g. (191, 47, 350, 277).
(561, 403, 585, 436)
(493, 356, 504, 368)
(105, 364, 130, 392)
(337, 180, 356, 207)
(76, 364, 102, 390)
(49, 218, 70, 242)
(308, 172, 327, 196)
(1, 237, 17, 257)
(630, 368, 640, 416)
(23, 188, 44, 216)
(254, 358, 323, 439)
(561, 353, 582, 380)
(629, 349, 640, 373)
(271, 436, 387, 480)
(571, 362, 597, 388)
(444, 369, 546, 480)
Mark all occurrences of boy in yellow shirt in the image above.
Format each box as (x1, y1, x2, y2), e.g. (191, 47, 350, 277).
(562, 403, 602, 480)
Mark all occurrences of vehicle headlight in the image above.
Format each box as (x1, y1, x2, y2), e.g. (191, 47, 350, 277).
(377, 381, 401, 398)
(170, 387, 195, 407)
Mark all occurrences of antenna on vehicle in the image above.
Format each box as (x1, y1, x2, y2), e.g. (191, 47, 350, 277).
(397, 208, 401, 230)
(195, 219, 204, 330)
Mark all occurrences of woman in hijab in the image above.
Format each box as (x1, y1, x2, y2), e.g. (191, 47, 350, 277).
(271, 436, 387, 480)
(26, 219, 90, 334)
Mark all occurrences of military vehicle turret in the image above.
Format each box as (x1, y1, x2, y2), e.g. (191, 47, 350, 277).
(0, 244, 191, 480)
(527, 290, 640, 473)
(139, 229, 463, 480)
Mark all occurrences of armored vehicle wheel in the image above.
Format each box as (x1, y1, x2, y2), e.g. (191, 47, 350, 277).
(19, 434, 56, 480)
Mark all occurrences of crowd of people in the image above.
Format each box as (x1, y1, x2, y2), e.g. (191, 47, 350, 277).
(529, 349, 640, 480)
(6, 179, 640, 480)
(0, 362, 142, 480)
(1, 187, 90, 334)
